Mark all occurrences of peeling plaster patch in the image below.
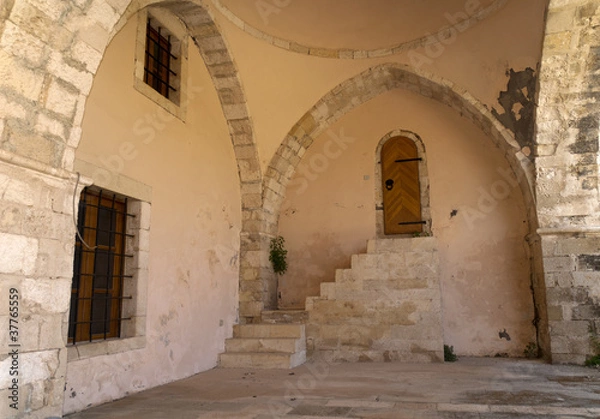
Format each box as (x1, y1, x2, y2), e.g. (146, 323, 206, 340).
(492, 68, 537, 156)
(498, 329, 511, 341)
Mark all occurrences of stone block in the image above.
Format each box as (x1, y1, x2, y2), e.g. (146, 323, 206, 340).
(0, 50, 44, 101)
(0, 232, 38, 275)
(572, 304, 600, 320)
(363, 278, 428, 292)
(543, 256, 575, 272)
(35, 113, 66, 139)
(578, 254, 600, 271)
(45, 79, 79, 118)
(239, 301, 263, 318)
(552, 353, 587, 365)
(572, 271, 600, 287)
(47, 51, 93, 95)
(549, 320, 589, 337)
(241, 193, 262, 210)
(545, 272, 574, 287)
(546, 286, 590, 305)
(0, 174, 34, 206)
(0, 94, 28, 120)
(105, 0, 129, 14)
(547, 305, 564, 321)
(0, 20, 46, 66)
(9, 0, 54, 38)
(73, 20, 109, 53)
(238, 158, 261, 183)
(319, 282, 335, 299)
(38, 313, 66, 350)
(22, 276, 71, 314)
(7, 128, 65, 167)
(197, 35, 226, 52)
(87, 0, 120, 31)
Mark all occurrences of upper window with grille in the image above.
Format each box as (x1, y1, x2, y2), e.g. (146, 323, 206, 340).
(144, 19, 177, 99)
(134, 8, 188, 120)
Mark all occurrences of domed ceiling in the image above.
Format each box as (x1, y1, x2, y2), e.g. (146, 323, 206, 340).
(215, 0, 503, 51)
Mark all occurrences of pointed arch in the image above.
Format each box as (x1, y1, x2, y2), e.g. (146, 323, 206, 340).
(261, 63, 536, 237)
(239, 64, 544, 344)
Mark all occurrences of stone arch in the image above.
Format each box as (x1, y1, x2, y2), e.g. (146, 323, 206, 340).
(0, 0, 262, 206)
(1, 0, 263, 322)
(374, 130, 431, 237)
(243, 63, 547, 359)
(210, 0, 508, 59)
(263, 63, 536, 237)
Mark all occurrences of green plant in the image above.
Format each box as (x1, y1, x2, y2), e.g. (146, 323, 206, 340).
(269, 236, 288, 275)
(444, 344, 457, 362)
(523, 342, 538, 359)
(586, 333, 600, 367)
(585, 355, 600, 367)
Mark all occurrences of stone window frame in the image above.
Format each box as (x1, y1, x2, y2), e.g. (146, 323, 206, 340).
(375, 130, 432, 237)
(68, 160, 150, 361)
(69, 186, 129, 343)
(133, 7, 189, 121)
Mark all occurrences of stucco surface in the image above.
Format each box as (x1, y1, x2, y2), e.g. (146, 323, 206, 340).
(64, 16, 242, 413)
(209, 0, 547, 172)
(280, 89, 536, 357)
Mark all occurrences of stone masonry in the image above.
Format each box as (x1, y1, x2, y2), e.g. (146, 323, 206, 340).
(0, 1, 263, 417)
(305, 237, 444, 363)
(0, 0, 599, 417)
(255, 62, 549, 357)
(535, 0, 600, 364)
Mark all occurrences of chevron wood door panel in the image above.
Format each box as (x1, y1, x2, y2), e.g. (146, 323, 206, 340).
(382, 136, 422, 235)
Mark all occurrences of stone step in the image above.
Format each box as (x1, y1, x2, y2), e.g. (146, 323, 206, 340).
(225, 337, 304, 353)
(366, 237, 436, 254)
(233, 323, 305, 339)
(261, 310, 308, 324)
(219, 351, 306, 369)
(320, 281, 336, 299)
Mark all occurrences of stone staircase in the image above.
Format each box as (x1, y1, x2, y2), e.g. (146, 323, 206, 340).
(218, 311, 307, 369)
(220, 237, 442, 368)
(305, 237, 444, 363)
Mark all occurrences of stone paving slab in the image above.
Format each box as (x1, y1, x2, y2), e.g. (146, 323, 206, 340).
(65, 358, 600, 418)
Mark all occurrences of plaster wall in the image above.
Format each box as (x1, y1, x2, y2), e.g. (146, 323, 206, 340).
(63, 15, 241, 413)
(279, 89, 536, 357)
(208, 0, 547, 172)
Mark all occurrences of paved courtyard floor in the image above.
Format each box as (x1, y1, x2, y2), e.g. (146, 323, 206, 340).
(66, 357, 600, 418)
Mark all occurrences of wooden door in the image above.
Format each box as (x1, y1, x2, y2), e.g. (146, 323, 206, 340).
(381, 136, 423, 235)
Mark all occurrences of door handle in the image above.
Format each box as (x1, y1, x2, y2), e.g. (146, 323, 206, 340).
(385, 179, 394, 191)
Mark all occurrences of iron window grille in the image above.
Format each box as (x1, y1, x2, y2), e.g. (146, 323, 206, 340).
(68, 187, 135, 344)
(144, 18, 178, 99)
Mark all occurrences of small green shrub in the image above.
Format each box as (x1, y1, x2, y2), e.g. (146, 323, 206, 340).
(444, 345, 457, 362)
(269, 236, 288, 275)
(523, 342, 538, 359)
(585, 355, 600, 367)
